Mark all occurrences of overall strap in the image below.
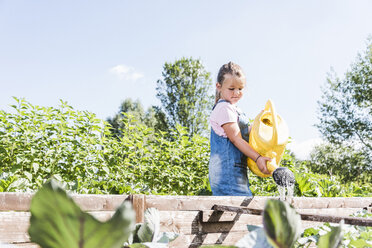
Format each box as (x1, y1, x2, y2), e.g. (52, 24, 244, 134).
(212, 99, 229, 110)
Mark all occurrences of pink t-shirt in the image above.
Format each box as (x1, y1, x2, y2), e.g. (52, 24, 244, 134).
(210, 101, 239, 137)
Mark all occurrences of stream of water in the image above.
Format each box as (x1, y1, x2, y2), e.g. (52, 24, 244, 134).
(278, 184, 294, 203)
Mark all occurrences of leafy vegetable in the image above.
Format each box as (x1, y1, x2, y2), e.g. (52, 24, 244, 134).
(263, 199, 301, 248)
(137, 208, 160, 243)
(236, 227, 272, 248)
(317, 221, 343, 248)
(28, 179, 136, 248)
(131, 208, 178, 246)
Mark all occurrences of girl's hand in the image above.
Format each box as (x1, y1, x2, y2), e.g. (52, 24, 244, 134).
(256, 156, 272, 175)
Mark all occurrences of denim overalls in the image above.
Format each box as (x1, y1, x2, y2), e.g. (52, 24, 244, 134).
(208, 100, 252, 196)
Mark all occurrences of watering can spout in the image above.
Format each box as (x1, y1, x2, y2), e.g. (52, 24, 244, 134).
(247, 99, 291, 179)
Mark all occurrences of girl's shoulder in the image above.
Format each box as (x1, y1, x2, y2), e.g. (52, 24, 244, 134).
(210, 101, 238, 123)
(213, 100, 237, 113)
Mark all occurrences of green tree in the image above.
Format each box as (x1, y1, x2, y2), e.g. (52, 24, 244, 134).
(107, 98, 168, 137)
(307, 143, 371, 183)
(156, 57, 213, 136)
(315, 38, 372, 177)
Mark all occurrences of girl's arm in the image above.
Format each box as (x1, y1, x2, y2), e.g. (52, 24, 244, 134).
(222, 122, 271, 175)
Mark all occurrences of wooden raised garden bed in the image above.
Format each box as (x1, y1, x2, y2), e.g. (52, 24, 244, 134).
(0, 193, 371, 247)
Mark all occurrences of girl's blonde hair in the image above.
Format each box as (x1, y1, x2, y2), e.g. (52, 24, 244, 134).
(215, 62, 245, 104)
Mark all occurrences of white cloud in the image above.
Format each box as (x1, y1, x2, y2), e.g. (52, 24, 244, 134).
(109, 64, 144, 81)
(287, 138, 324, 160)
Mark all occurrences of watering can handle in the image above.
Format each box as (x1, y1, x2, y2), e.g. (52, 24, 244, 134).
(264, 99, 278, 145)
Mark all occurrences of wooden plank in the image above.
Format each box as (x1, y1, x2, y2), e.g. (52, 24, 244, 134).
(300, 212, 372, 226)
(169, 221, 333, 248)
(213, 205, 262, 215)
(0, 211, 115, 243)
(0, 210, 200, 243)
(213, 205, 372, 227)
(129, 194, 145, 223)
(0, 210, 202, 243)
(169, 231, 249, 248)
(4, 226, 326, 248)
(204, 207, 363, 221)
(0, 193, 33, 211)
(145, 195, 263, 210)
(159, 210, 263, 234)
(145, 195, 372, 211)
(297, 208, 362, 217)
(1, 193, 371, 211)
(0, 193, 129, 211)
(201, 215, 262, 233)
(202, 210, 238, 222)
(0, 209, 336, 246)
(2, 243, 39, 248)
(158, 210, 201, 234)
(291, 197, 372, 209)
(162, 210, 262, 234)
(0, 212, 30, 243)
(72, 194, 129, 211)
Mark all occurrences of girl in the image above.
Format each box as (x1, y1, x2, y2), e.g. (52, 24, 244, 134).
(209, 62, 271, 196)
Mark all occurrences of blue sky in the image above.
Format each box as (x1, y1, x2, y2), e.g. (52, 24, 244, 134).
(1, 0, 371, 159)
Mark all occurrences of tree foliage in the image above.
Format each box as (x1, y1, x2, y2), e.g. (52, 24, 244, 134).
(107, 98, 168, 137)
(156, 57, 213, 136)
(315, 38, 372, 179)
(307, 143, 371, 183)
(316, 39, 372, 156)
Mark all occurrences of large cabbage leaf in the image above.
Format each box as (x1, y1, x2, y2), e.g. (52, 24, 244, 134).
(263, 199, 301, 248)
(317, 221, 343, 248)
(137, 208, 160, 243)
(28, 179, 136, 248)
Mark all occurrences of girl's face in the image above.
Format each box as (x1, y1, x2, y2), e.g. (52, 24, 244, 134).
(217, 74, 245, 105)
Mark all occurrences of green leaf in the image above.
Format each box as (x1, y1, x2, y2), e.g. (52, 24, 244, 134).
(263, 199, 301, 248)
(156, 232, 179, 243)
(137, 208, 160, 243)
(202, 246, 237, 248)
(349, 238, 371, 247)
(102, 166, 110, 174)
(317, 221, 343, 248)
(24, 171, 32, 181)
(140, 243, 167, 248)
(128, 244, 148, 248)
(235, 227, 273, 248)
(32, 163, 39, 173)
(301, 227, 319, 237)
(247, 224, 261, 232)
(28, 179, 136, 248)
(52, 174, 63, 182)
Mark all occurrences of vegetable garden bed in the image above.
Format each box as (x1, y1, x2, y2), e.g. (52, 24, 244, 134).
(0, 194, 371, 247)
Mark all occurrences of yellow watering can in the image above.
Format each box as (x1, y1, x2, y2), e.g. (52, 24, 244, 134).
(247, 99, 289, 178)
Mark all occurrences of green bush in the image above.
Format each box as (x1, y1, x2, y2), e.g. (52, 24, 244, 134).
(249, 149, 372, 197)
(306, 143, 371, 184)
(1, 98, 371, 197)
(0, 98, 109, 192)
(0, 98, 209, 195)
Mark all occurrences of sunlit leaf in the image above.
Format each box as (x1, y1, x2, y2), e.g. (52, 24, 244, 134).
(137, 208, 160, 243)
(317, 221, 343, 248)
(235, 227, 273, 248)
(263, 199, 301, 248)
(28, 179, 136, 248)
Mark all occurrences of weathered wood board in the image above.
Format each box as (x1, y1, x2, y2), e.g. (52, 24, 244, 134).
(0, 194, 371, 247)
